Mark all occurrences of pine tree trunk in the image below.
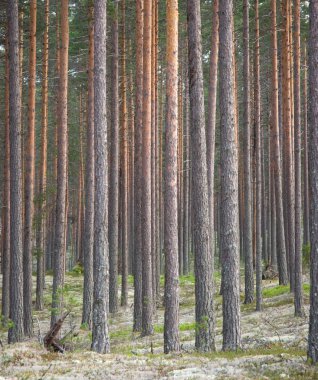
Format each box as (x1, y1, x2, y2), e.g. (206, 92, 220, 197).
(219, 0, 241, 351)
(35, 0, 49, 311)
(51, 0, 69, 327)
(293, 0, 304, 317)
(187, 0, 215, 352)
(270, 0, 288, 285)
(164, 0, 180, 354)
(120, 0, 128, 308)
(91, 0, 110, 354)
(141, 0, 154, 336)
(23, 0, 37, 336)
(308, 0, 318, 364)
(242, 0, 254, 304)
(254, 0, 262, 312)
(133, 0, 143, 332)
(1, 40, 10, 323)
(206, 0, 219, 284)
(7, 0, 24, 344)
(282, 0, 295, 291)
(303, 48, 310, 247)
(82, 12, 94, 325)
(109, 3, 119, 315)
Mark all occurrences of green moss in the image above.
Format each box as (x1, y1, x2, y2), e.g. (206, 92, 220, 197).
(263, 285, 290, 298)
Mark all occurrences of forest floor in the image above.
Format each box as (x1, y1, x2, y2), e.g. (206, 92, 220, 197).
(0, 269, 317, 379)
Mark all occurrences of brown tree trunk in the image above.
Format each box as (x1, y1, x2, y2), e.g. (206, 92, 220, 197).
(1, 39, 10, 323)
(270, 0, 288, 285)
(36, 0, 49, 311)
(293, 0, 304, 317)
(120, 0, 128, 308)
(164, 0, 180, 354)
(51, 0, 69, 327)
(133, 1, 143, 334)
(254, 0, 262, 312)
(206, 0, 219, 284)
(91, 0, 110, 354)
(308, 0, 318, 364)
(82, 11, 94, 325)
(242, 0, 254, 305)
(282, 0, 295, 291)
(219, 0, 241, 351)
(303, 48, 310, 247)
(23, 0, 37, 336)
(141, 0, 154, 336)
(187, 0, 215, 352)
(7, 0, 24, 344)
(109, 2, 119, 315)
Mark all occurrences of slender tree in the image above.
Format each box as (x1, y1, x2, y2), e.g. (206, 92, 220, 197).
(242, 0, 254, 304)
(109, 1, 119, 315)
(120, 0, 128, 308)
(282, 0, 295, 290)
(91, 0, 110, 353)
(36, 0, 49, 311)
(293, 0, 304, 317)
(82, 6, 94, 327)
(219, 0, 241, 350)
(23, 0, 37, 336)
(270, 0, 288, 285)
(141, 0, 154, 336)
(206, 0, 219, 280)
(51, 0, 69, 326)
(133, 0, 143, 332)
(1, 40, 10, 323)
(187, 0, 215, 352)
(254, 0, 262, 312)
(8, 0, 24, 344)
(307, 0, 318, 364)
(164, 0, 180, 354)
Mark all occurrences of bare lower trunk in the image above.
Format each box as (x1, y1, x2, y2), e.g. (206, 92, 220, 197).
(219, 0, 241, 351)
(82, 7, 94, 327)
(187, 0, 215, 352)
(164, 0, 180, 354)
(308, 0, 318, 363)
(8, 0, 24, 344)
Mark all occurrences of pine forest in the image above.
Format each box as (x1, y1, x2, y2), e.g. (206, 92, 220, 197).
(0, 0, 318, 378)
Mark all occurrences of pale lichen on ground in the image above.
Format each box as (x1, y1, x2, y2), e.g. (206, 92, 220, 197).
(0, 272, 317, 379)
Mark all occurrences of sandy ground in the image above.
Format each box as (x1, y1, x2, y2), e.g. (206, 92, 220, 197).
(0, 271, 317, 379)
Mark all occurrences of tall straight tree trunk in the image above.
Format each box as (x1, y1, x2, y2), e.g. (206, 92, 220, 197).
(133, 0, 143, 332)
(82, 7, 94, 327)
(164, 0, 180, 354)
(308, 0, 318, 364)
(141, 0, 154, 337)
(206, 0, 219, 282)
(109, 2, 119, 315)
(243, 0, 254, 304)
(120, 0, 128, 308)
(282, 0, 295, 290)
(51, 0, 69, 327)
(187, 0, 215, 352)
(1, 40, 10, 323)
(7, 0, 24, 344)
(183, 60, 190, 275)
(254, 0, 262, 312)
(293, 0, 304, 317)
(270, 0, 288, 285)
(24, 0, 37, 336)
(36, 0, 49, 311)
(303, 48, 310, 247)
(219, 0, 241, 351)
(91, 0, 110, 354)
